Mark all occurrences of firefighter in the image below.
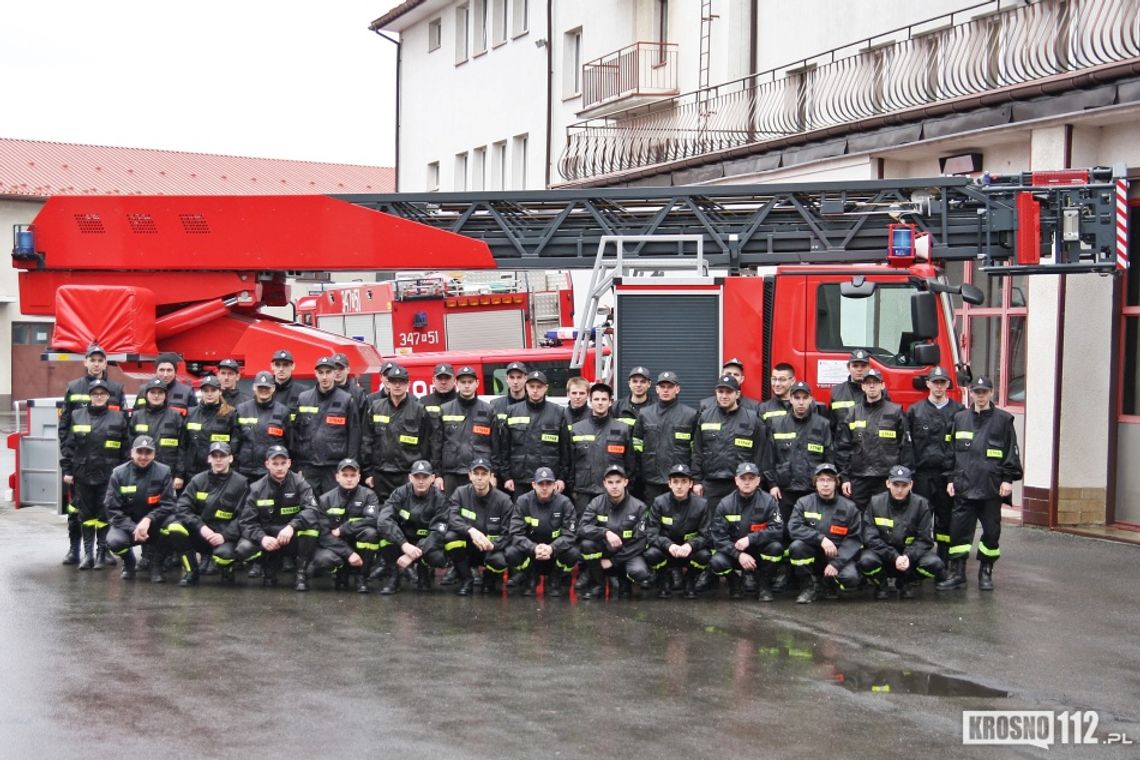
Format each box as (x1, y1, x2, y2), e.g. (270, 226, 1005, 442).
(233, 371, 293, 481)
(270, 348, 306, 422)
(375, 459, 451, 594)
(444, 457, 516, 596)
(857, 465, 945, 598)
(331, 352, 369, 413)
(437, 365, 496, 495)
(172, 441, 248, 586)
(135, 352, 197, 415)
(757, 362, 797, 423)
(131, 377, 187, 490)
(294, 356, 361, 496)
(707, 462, 785, 601)
(937, 376, 1023, 592)
(59, 379, 129, 570)
(643, 463, 710, 599)
(836, 369, 912, 509)
(489, 360, 528, 423)
(313, 458, 381, 593)
(787, 463, 864, 603)
(361, 364, 437, 501)
(504, 467, 580, 597)
(827, 349, 890, 436)
(105, 436, 187, 583)
(906, 366, 963, 562)
(235, 445, 322, 591)
(182, 375, 239, 480)
(568, 382, 636, 518)
(217, 358, 251, 406)
(701, 358, 760, 413)
(577, 464, 652, 600)
(614, 366, 653, 427)
(563, 376, 591, 426)
(633, 371, 698, 505)
(58, 344, 126, 566)
(421, 363, 458, 421)
(693, 374, 771, 512)
(494, 370, 571, 500)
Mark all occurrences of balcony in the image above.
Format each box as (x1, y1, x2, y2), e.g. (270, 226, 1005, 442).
(559, 0, 1140, 182)
(580, 41, 679, 115)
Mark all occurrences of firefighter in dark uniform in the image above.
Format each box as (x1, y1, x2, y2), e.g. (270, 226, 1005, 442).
(331, 352, 369, 414)
(614, 366, 653, 427)
(104, 436, 187, 583)
(217, 358, 251, 407)
(788, 463, 864, 603)
(135, 352, 197, 415)
(312, 458, 381, 593)
(270, 348, 307, 423)
(701, 357, 760, 413)
(181, 374, 239, 481)
(294, 356, 361, 496)
(361, 364, 438, 500)
(757, 362, 796, 423)
(836, 369, 912, 509)
(445, 458, 516, 596)
(563, 377, 591, 427)
(693, 374, 771, 512)
(494, 370, 571, 500)
(420, 363, 458, 422)
(437, 365, 496, 495)
(906, 366, 963, 562)
(235, 445, 322, 591)
(489, 360, 528, 424)
(505, 467, 580, 597)
(375, 460, 451, 594)
(59, 344, 126, 566)
(708, 462, 785, 601)
(577, 464, 652, 600)
(60, 378, 129, 570)
(633, 371, 698, 505)
(131, 377, 187, 490)
(857, 465, 945, 598)
(568, 382, 636, 518)
(937, 376, 1023, 592)
(827, 349, 891, 437)
(233, 371, 293, 481)
(172, 441, 248, 585)
(643, 464, 710, 599)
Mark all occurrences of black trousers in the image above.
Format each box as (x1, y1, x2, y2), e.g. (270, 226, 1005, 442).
(578, 539, 651, 583)
(707, 540, 783, 575)
(913, 469, 954, 551)
(787, 540, 861, 589)
(380, 532, 448, 568)
(443, 533, 510, 575)
(644, 545, 711, 573)
(371, 470, 410, 502)
(233, 525, 317, 571)
(700, 479, 736, 514)
(503, 542, 581, 575)
(642, 482, 670, 506)
(856, 548, 944, 584)
(847, 475, 887, 510)
(949, 497, 1002, 563)
(302, 465, 340, 499)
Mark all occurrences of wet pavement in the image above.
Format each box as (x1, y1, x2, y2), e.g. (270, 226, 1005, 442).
(1, 504, 1138, 759)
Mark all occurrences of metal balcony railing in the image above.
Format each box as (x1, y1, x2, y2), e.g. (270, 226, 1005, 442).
(581, 41, 679, 112)
(559, 0, 1140, 181)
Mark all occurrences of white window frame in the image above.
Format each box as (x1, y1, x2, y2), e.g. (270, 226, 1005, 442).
(472, 146, 487, 191)
(512, 0, 529, 38)
(490, 140, 507, 191)
(427, 161, 440, 192)
(492, 0, 508, 46)
(454, 152, 469, 191)
(428, 17, 442, 52)
(511, 133, 528, 190)
(455, 4, 470, 64)
(563, 28, 582, 98)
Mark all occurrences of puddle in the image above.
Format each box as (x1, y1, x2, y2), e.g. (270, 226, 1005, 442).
(832, 667, 1011, 697)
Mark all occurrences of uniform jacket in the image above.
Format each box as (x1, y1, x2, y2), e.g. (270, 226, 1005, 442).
(632, 399, 698, 486)
(907, 397, 964, 473)
(376, 483, 451, 547)
(60, 404, 130, 485)
(578, 492, 648, 562)
(437, 395, 496, 475)
(181, 400, 240, 478)
(493, 398, 571, 483)
(233, 397, 293, 475)
(835, 397, 912, 479)
(105, 460, 177, 532)
(361, 395, 438, 476)
(613, 397, 650, 428)
(316, 484, 381, 533)
(59, 374, 126, 443)
(509, 490, 577, 555)
(788, 492, 864, 569)
(645, 491, 710, 553)
(766, 410, 833, 493)
(708, 489, 783, 559)
(447, 484, 515, 551)
(946, 405, 1023, 500)
(862, 491, 935, 563)
(135, 378, 197, 415)
(569, 413, 636, 495)
(130, 403, 186, 477)
(176, 469, 249, 539)
(294, 386, 360, 468)
(239, 470, 320, 543)
(693, 403, 771, 482)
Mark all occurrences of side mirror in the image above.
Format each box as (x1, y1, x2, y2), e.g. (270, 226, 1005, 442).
(912, 342, 941, 367)
(960, 283, 985, 306)
(910, 291, 939, 339)
(840, 275, 876, 298)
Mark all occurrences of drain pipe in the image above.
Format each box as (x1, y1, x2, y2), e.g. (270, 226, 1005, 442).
(544, 0, 554, 188)
(372, 29, 402, 189)
(1046, 125, 1073, 527)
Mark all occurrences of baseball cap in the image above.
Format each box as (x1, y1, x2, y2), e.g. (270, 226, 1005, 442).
(132, 435, 157, 451)
(337, 458, 361, 472)
(715, 375, 741, 391)
(849, 349, 871, 363)
(722, 357, 745, 370)
(469, 457, 493, 472)
(888, 465, 913, 483)
(272, 349, 294, 364)
(208, 441, 232, 456)
(456, 365, 478, 379)
(668, 463, 692, 479)
(735, 462, 760, 477)
(314, 356, 336, 370)
(628, 366, 651, 380)
(656, 371, 680, 385)
(331, 353, 349, 368)
(386, 365, 410, 382)
(505, 361, 528, 374)
(142, 377, 168, 394)
(88, 379, 110, 394)
(252, 371, 275, 388)
(410, 459, 434, 475)
(433, 363, 456, 378)
(927, 366, 950, 382)
(381, 361, 397, 376)
(85, 344, 106, 358)
(218, 358, 240, 371)
(789, 380, 812, 395)
(603, 464, 627, 478)
(971, 376, 994, 391)
(862, 368, 883, 382)
(814, 462, 839, 477)
(532, 466, 556, 483)
(265, 445, 289, 459)
(526, 370, 548, 385)
(198, 375, 221, 389)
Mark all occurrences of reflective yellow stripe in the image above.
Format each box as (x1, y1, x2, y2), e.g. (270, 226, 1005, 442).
(878, 429, 897, 439)
(105, 440, 121, 449)
(424, 405, 441, 413)
(299, 406, 319, 414)
(296, 529, 319, 537)
(581, 552, 603, 561)
(807, 442, 824, 453)
(73, 424, 92, 432)
(442, 415, 466, 422)
(120, 485, 137, 494)
(280, 506, 300, 515)
(725, 514, 741, 522)
(444, 539, 467, 551)
(399, 435, 419, 445)
(373, 414, 391, 423)
(674, 431, 691, 440)
(848, 420, 867, 429)
(524, 516, 539, 526)
(633, 438, 644, 452)
(195, 491, 209, 500)
(507, 416, 530, 425)
(238, 417, 258, 424)
(955, 431, 974, 440)
(621, 530, 633, 539)
(874, 517, 894, 528)
(327, 507, 346, 516)
(986, 448, 1003, 458)
(595, 515, 608, 523)
(948, 544, 971, 556)
(904, 536, 915, 544)
(163, 522, 189, 536)
(69, 394, 90, 402)
(871, 685, 891, 693)
(460, 508, 477, 520)
(256, 499, 275, 507)
(935, 533, 951, 543)
(683, 531, 699, 542)
(734, 437, 753, 448)
(210, 434, 230, 442)
(773, 432, 796, 440)
(572, 434, 596, 442)
(134, 424, 150, 432)
(186, 422, 203, 430)
(541, 433, 559, 443)
(551, 529, 561, 539)
(215, 510, 234, 520)
(831, 400, 855, 409)
(356, 542, 380, 551)
(660, 516, 674, 525)
(804, 511, 822, 520)
(160, 437, 179, 447)
(762, 410, 788, 420)
(399, 509, 411, 520)
(701, 422, 721, 431)
(977, 542, 1001, 557)
(415, 529, 429, 537)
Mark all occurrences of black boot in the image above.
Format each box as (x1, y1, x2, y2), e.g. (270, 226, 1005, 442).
(873, 577, 892, 600)
(150, 551, 166, 583)
(899, 579, 919, 599)
(978, 561, 994, 591)
(727, 573, 744, 599)
(96, 527, 116, 567)
(333, 567, 350, 591)
(757, 568, 775, 603)
(574, 569, 591, 591)
(580, 565, 605, 600)
(356, 561, 372, 594)
(694, 569, 713, 593)
(262, 558, 279, 587)
(481, 569, 501, 595)
(795, 573, 818, 604)
(821, 576, 840, 600)
(683, 571, 698, 599)
(62, 525, 81, 566)
(294, 562, 310, 592)
(78, 527, 96, 570)
(771, 564, 790, 593)
(200, 556, 218, 575)
(416, 564, 434, 591)
(656, 570, 672, 599)
(455, 560, 474, 596)
(936, 558, 966, 590)
(742, 570, 758, 594)
(379, 568, 401, 595)
(219, 563, 236, 586)
(616, 575, 633, 599)
(137, 544, 153, 572)
(519, 570, 537, 597)
(119, 549, 137, 580)
(547, 571, 566, 598)
(670, 567, 685, 591)
(440, 563, 459, 586)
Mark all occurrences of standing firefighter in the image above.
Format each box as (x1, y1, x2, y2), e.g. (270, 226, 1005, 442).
(835, 368, 912, 509)
(437, 365, 496, 496)
(361, 365, 437, 501)
(294, 356, 361, 496)
(493, 370, 570, 499)
(233, 371, 293, 481)
(906, 366, 963, 562)
(130, 377, 187, 490)
(693, 374, 771, 512)
(568, 382, 636, 518)
(632, 371, 698, 506)
(938, 376, 1023, 592)
(181, 375, 240, 482)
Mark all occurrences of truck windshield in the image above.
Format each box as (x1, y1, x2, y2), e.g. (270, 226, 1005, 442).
(816, 283, 924, 366)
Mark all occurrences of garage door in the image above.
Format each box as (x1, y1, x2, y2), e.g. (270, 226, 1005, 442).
(445, 310, 525, 350)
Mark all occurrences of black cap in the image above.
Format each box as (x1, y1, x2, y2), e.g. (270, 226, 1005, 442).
(252, 371, 275, 388)
(668, 463, 692, 479)
(386, 365, 410, 382)
(410, 459, 434, 475)
(218, 358, 240, 371)
(814, 462, 839, 477)
(381, 361, 397, 376)
(526, 370, 548, 385)
(505, 361, 528, 374)
(132, 435, 157, 451)
(888, 465, 913, 483)
(971, 376, 994, 391)
(849, 349, 871, 363)
(456, 365, 478, 379)
(156, 352, 181, 367)
(314, 356, 336, 370)
(337, 458, 361, 472)
(628, 366, 651, 380)
(88, 379, 110, 394)
(722, 357, 745, 370)
(656, 371, 680, 385)
(433, 363, 456, 378)
(199, 375, 221, 389)
(272, 349, 294, 364)
(85, 344, 106, 358)
(735, 462, 760, 477)
(715, 375, 740, 391)
(208, 441, 232, 456)
(862, 368, 883, 382)
(142, 377, 168, 394)
(603, 464, 627, 478)
(469, 457, 493, 472)
(927, 366, 950, 382)
(589, 382, 613, 397)
(789, 380, 812, 395)
(331, 353, 349, 368)
(532, 467, 556, 483)
(265, 445, 290, 459)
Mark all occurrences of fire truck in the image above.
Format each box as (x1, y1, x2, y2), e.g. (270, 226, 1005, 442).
(7, 169, 1128, 508)
(293, 269, 574, 355)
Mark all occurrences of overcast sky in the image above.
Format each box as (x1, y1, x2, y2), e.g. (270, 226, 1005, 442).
(0, 2, 397, 166)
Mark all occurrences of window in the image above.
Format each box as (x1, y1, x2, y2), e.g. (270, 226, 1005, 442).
(455, 5, 469, 64)
(426, 161, 440, 191)
(490, 140, 507, 191)
(473, 0, 488, 55)
(428, 17, 442, 52)
(12, 321, 51, 345)
(655, 0, 668, 63)
(512, 0, 529, 37)
(952, 264, 1028, 407)
(563, 28, 582, 97)
(486, 359, 573, 397)
(492, 0, 508, 45)
(511, 133, 528, 189)
(454, 152, 468, 191)
(815, 283, 918, 366)
(1122, 205, 1140, 417)
(472, 146, 486, 191)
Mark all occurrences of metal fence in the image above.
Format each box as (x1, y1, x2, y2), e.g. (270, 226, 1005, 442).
(582, 42, 679, 112)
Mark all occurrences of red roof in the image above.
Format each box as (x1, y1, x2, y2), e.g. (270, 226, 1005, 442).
(0, 138, 394, 198)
